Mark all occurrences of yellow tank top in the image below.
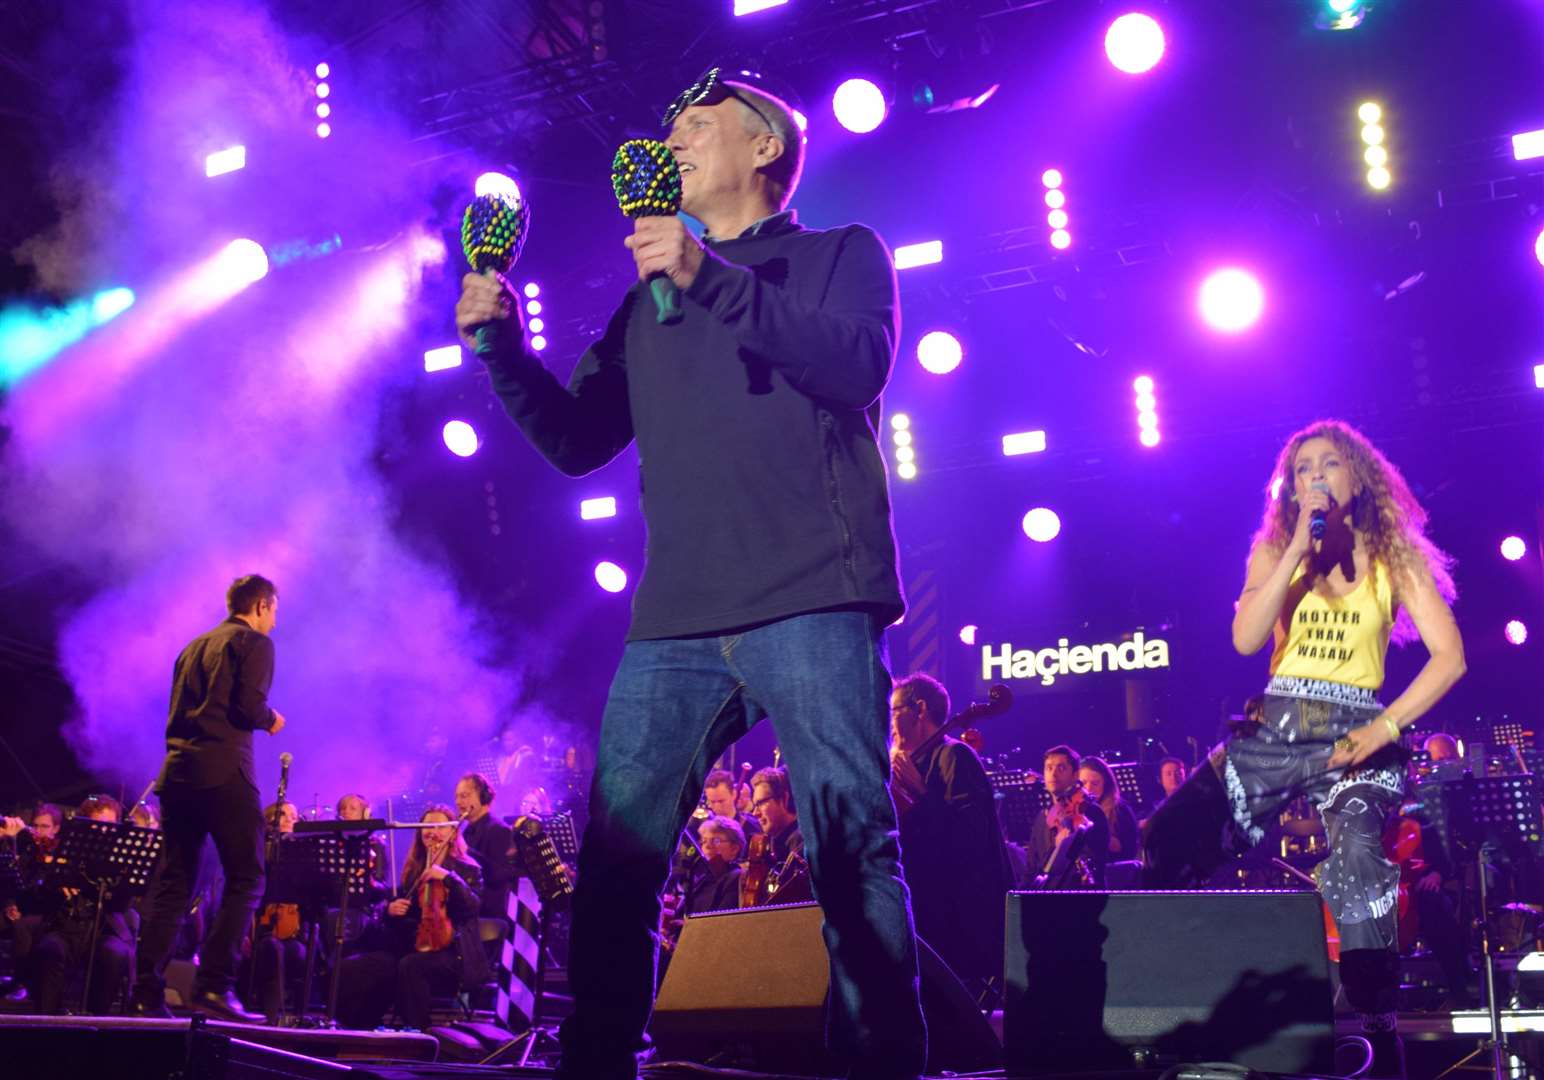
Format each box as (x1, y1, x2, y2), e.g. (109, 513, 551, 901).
(1269, 561, 1394, 692)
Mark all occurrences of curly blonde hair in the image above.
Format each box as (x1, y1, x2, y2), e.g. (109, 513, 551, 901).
(1251, 419, 1455, 644)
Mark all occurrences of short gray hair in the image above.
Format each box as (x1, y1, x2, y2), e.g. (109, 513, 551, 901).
(724, 80, 805, 209)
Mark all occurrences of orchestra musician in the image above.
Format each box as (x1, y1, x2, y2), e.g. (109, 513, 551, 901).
(1026, 746, 1108, 888)
(335, 806, 489, 1031)
(453, 773, 517, 923)
(742, 767, 811, 906)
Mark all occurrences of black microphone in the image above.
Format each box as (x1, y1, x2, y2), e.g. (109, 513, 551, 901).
(273, 752, 293, 832)
(1309, 480, 1330, 540)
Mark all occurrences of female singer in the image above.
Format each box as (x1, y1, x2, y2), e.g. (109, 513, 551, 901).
(1145, 419, 1462, 1078)
(335, 806, 489, 1031)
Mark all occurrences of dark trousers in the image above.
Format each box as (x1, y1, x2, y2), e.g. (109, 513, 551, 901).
(251, 934, 308, 1018)
(136, 774, 265, 997)
(31, 925, 134, 1014)
(337, 947, 461, 1030)
(557, 612, 925, 1080)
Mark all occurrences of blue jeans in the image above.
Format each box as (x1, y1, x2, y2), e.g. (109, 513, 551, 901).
(557, 610, 926, 1079)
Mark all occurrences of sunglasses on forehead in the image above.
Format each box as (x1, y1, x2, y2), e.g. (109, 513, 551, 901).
(662, 67, 777, 133)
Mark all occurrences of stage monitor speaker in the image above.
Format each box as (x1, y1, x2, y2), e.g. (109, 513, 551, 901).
(1003, 889, 1333, 1076)
(651, 901, 1000, 1073)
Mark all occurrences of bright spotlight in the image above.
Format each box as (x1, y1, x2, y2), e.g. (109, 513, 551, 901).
(205, 145, 246, 178)
(1197, 268, 1264, 333)
(1139, 428, 1161, 447)
(442, 420, 480, 457)
(1002, 430, 1047, 456)
(423, 344, 462, 373)
(216, 239, 270, 288)
(1535, 228, 1544, 268)
(595, 561, 629, 593)
(1041, 168, 1064, 189)
(90, 287, 136, 322)
(523, 282, 541, 299)
(959, 624, 978, 646)
(1133, 375, 1154, 394)
(475, 172, 521, 199)
(893, 241, 943, 270)
(1022, 507, 1062, 543)
(316, 122, 332, 139)
(1048, 209, 1069, 229)
(580, 496, 618, 520)
(315, 62, 330, 79)
(1501, 536, 1528, 561)
(1535, 362, 1544, 388)
(1505, 620, 1528, 646)
(316, 82, 331, 99)
(891, 413, 911, 431)
(1104, 13, 1166, 75)
(917, 330, 963, 375)
(832, 78, 887, 134)
(897, 462, 918, 480)
(1045, 189, 1066, 209)
(1357, 101, 1382, 125)
(1513, 129, 1544, 162)
(1050, 230, 1071, 250)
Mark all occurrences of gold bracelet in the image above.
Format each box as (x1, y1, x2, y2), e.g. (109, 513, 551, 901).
(1383, 715, 1402, 742)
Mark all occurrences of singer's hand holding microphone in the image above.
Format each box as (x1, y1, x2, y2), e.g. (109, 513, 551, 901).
(1289, 481, 1333, 558)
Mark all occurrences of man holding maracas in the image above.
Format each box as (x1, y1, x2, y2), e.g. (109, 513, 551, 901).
(456, 68, 923, 1080)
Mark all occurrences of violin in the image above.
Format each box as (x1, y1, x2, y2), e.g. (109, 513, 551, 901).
(739, 832, 775, 908)
(1036, 780, 1097, 889)
(413, 815, 465, 954)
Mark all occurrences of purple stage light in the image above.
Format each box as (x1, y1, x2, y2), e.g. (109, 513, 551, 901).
(1041, 168, 1063, 189)
(1505, 620, 1528, 646)
(1198, 268, 1264, 333)
(1139, 428, 1161, 448)
(1133, 375, 1154, 394)
(1045, 189, 1066, 209)
(1135, 392, 1157, 412)
(1513, 129, 1544, 162)
(316, 103, 331, 119)
(526, 300, 542, 316)
(580, 496, 617, 520)
(1047, 209, 1069, 230)
(315, 62, 330, 79)
(833, 78, 887, 134)
(734, 0, 789, 13)
(1050, 230, 1071, 250)
(523, 282, 540, 299)
(442, 420, 480, 457)
(1022, 507, 1061, 543)
(1105, 13, 1166, 75)
(959, 624, 978, 646)
(1534, 363, 1544, 389)
(1137, 410, 1159, 431)
(917, 331, 962, 375)
(528, 318, 545, 333)
(1002, 430, 1047, 456)
(595, 561, 629, 593)
(316, 82, 331, 99)
(531, 335, 548, 351)
(1535, 228, 1544, 268)
(316, 122, 332, 139)
(475, 173, 521, 199)
(1501, 536, 1527, 561)
(205, 145, 246, 178)
(893, 241, 943, 270)
(423, 345, 462, 373)
(215, 239, 270, 288)
(890, 413, 911, 431)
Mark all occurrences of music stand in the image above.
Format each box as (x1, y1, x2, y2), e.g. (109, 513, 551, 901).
(989, 772, 1050, 844)
(46, 817, 162, 1010)
(543, 810, 580, 867)
(1429, 774, 1543, 1079)
(258, 833, 356, 1024)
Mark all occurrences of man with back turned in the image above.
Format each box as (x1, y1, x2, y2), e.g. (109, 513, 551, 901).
(131, 574, 286, 1022)
(456, 68, 924, 1079)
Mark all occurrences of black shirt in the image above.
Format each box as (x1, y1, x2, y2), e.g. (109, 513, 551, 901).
(463, 813, 516, 920)
(159, 616, 278, 790)
(483, 212, 905, 639)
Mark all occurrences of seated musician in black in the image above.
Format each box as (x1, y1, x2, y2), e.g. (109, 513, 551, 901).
(1078, 757, 1140, 862)
(690, 769, 762, 845)
(888, 673, 1011, 990)
(28, 796, 138, 1014)
(454, 773, 516, 923)
(336, 805, 489, 1031)
(1025, 745, 1108, 888)
(246, 801, 307, 1021)
(0, 802, 63, 998)
(336, 793, 390, 900)
(746, 767, 812, 905)
(684, 815, 745, 915)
